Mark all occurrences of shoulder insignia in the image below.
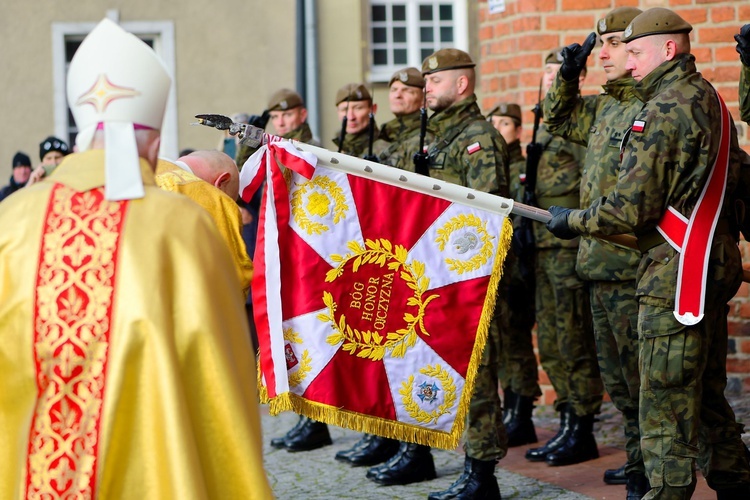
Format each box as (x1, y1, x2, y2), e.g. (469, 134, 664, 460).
(467, 142, 481, 155)
(632, 120, 646, 133)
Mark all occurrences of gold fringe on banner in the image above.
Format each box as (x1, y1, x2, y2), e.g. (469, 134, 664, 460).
(261, 216, 514, 450)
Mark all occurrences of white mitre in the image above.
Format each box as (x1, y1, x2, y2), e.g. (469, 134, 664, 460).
(67, 18, 171, 200)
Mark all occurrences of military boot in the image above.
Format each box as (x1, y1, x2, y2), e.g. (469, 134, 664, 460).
(366, 440, 407, 479)
(344, 435, 400, 467)
(334, 433, 372, 462)
(427, 455, 501, 500)
(506, 394, 537, 447)
(369, 443, 436, 486)
(270, 415, 307, 449)
(525, 403, 573, 462)
(603, 463, 627, 485)
(625, 471, 650, 500)
(544, 413, 599, 466)
(502, 389, 516, 426)
(283, 418, 332, 452)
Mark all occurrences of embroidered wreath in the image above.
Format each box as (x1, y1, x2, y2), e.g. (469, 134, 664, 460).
(435, 213, 494, 275)
(290, 175, 348, 235)
(318, 238, 439, 361)
(399, 364, 457, 424)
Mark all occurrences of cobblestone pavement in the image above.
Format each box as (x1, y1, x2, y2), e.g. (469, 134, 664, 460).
(261, 393, 750, 499)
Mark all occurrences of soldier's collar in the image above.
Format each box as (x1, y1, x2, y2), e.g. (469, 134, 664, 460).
(632, 53, 695, 103)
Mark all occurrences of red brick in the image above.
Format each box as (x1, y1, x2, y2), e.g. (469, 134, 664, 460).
(546, 15, 596, 31)
(481, 60, 497, 75)
(494, 22, 511, 38)
(699, 26, 741, 44)
(670, 0, 692, 5)
(741, 5, 750, 20)
(739, 339, 750, 354)
(715, 84, 739, 102)
(542, 387, 557, 406)
(728, 320, 750, 336)
(715, 45, 741, 62)
(726, 358, 750, 373)
(518, 0, 556, 14)
(736, 282, 749, 298)
(691, 47, 711, 64)
(743, 376, 750, 393)
(512, 16, 542, 33)
(697, 0, 734, 4)
(519, 34, 562, 52)
(676, 8, 708, 25)
(560, 0, 610, 10)
(711, 6, 737, 23)
(479, 25, 493, 42)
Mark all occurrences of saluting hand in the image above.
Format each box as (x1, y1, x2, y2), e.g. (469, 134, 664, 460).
(560, 32, 597, 82)
(736, 24, 750, 67)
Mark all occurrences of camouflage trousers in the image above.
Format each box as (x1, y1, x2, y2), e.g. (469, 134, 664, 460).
(465, 293, 508, 462)
(499, 261, 541, 399)
(535, 248, 602, 416)
(590, 280, 642, 475)
(639, 239, 750, 499)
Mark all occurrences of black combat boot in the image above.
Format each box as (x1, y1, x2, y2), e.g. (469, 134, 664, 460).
(427, 455, 501, 500)
(502, 389, 516, 426)
(334, 433, 372, 462)
(603, 463, 627, 485)
(625, 471, 650, 500)
(525, 403, 573, 462)
(506, 394, 537, 447)
(283, 418, 332, 452)
(270, 415, 307, 449)
(544, 413, 599, 466)
(342, 435, 400, 466)
(369, 443, 436, 486)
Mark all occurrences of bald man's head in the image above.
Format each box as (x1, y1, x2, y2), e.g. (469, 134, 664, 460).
(179, 150, 240, 200)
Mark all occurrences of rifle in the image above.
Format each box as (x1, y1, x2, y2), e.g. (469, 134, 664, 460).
(413, 93, 429, 176)
(363, 85, 379, 162)
(337, 100, 349, 154)
(514, 80, 544, 282)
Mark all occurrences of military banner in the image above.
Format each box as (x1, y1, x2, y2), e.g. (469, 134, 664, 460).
(241, 140, 513, 449)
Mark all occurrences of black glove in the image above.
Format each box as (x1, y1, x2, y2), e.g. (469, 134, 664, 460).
(248, 109, 270, 130)
(736, 24, 750, 67)
(560, 32, 597, 81)
(545, 206, 578, 240)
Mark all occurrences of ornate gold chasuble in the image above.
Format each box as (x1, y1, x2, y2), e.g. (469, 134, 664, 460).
(0, 151, 272, 500)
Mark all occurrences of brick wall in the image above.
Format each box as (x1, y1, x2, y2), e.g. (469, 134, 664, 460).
(475, 0, 750, 403)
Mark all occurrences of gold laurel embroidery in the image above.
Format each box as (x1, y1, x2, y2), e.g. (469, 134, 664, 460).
(288, 350, 312, 388)
(283, 326, 303, 344)
(435, 213, 495, 275)
(27, 186, 123, 498)
(290, 175, 348, 235)
(318, 238, 439, 361)
(399, 365, 457, 424)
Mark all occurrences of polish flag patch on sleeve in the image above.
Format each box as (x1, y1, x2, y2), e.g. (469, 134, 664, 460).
(467, 141, 482, 155)
(632, 120, 646, 133)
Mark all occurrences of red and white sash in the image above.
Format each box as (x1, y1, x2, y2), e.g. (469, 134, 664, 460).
(656, 91, 731, 326)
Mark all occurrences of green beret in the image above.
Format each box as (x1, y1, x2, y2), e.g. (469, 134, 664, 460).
(389, 67, 425, 88)
(621, 8, 692, 43)
(267, 88, 304, 111)
(489, 103, 522, 125)
(335, 83, 372, 106)
(545, 47, 565, 65)
(597, 7, 642, 36)
(421, 48, 475, 76)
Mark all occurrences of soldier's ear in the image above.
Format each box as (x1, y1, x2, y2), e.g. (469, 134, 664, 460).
(456, 74, 469, 95)
(372, 103, 378, 114)
(664, 39, 678, 61)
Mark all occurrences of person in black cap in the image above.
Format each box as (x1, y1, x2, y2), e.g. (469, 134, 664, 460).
(27, 136, 71, 185)
(0, 152, 33, 202)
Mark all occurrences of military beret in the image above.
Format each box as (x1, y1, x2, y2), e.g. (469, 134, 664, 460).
(389, 67, 425, 88)
(267, 88, 304, 111)
(597, 7, 643, 36)
(545, 47, 565, 65)
(12, 151, 31, 168)
(39, 136, 70, 161)
(492, 103, 522, 125)
(621, 8, 692, 43)
(421, 48, 475, 76)
(335, 83, 372, 106)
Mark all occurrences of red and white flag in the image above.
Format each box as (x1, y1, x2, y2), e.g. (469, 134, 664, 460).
(241, 141, 512, 448)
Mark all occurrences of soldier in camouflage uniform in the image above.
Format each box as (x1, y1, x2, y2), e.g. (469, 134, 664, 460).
(235, 88, 319, 167)
(543, 8, 648, 498)
(332, 83, 379, 157)
(372, 67, 424, 165)
(488, 103, 541, 447)
(547, 9, 750, 499)
(393, 48, 509, 500)
(524, 48, 603, 468)
(736, 24, 750, 124)
(337, 70, 423, 472)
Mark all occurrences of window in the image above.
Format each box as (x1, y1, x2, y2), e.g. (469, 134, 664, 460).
(52, 17, 178, 158)
(369, 1, 468, 82)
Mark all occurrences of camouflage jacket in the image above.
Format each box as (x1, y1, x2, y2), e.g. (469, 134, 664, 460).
(568, 54, 745, 310)
(545, 74, 642, 280)
(507, 140, 525, 203)
(533, 123, 585, 249)
(373, 111, 421, 166)
(235, 122, 317, 168)
(741, 63, 750, 125)
(332, 125, 379, 158)
(395, 94, 509, 196)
